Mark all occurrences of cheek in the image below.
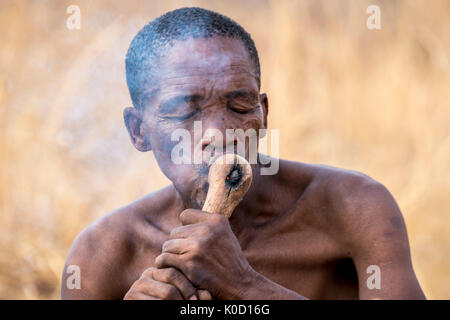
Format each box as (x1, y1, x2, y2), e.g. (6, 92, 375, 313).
(151, 120, 191, 155)
(237, 108, 264, 131)
(149, 123, 207, 188)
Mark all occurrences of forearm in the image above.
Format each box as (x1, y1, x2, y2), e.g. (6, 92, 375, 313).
(234, 268, 308, 300)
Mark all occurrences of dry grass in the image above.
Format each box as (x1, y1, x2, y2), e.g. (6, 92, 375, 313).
(0, 0, 449, 299)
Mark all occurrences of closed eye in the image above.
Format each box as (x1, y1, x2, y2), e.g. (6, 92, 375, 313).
(159, 94, 201, 121)
(165, 109, 199, 121)
(231, 108, 250, 114)
(227, 101, 255, 114)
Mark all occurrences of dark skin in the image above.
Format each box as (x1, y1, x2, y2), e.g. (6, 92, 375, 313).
(61, 36, 425, 300)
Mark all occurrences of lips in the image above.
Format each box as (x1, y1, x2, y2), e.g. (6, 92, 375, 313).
(196, 151, 238, 177)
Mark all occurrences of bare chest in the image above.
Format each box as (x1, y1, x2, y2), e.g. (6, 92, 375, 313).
(126, 212, 358, 300)
(237, 217, 359, 299)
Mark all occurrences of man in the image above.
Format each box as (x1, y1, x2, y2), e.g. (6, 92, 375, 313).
(61, 7, 425, 300)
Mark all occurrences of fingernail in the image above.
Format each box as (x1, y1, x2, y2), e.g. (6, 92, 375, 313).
(189, 295, 198, 300)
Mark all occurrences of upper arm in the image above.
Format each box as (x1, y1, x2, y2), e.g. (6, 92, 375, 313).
(61, 214, 131, 299)
(333, 173, 425, 300)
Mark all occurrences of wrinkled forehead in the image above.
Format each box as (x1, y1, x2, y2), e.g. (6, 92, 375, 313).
(156, 37, 258, 95)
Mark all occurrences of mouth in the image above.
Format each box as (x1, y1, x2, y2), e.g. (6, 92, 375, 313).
(195, 150, 236, 180)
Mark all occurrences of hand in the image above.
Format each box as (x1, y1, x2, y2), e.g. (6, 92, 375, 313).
(155, 209, 257, 299)
(123, 267, 212, 300)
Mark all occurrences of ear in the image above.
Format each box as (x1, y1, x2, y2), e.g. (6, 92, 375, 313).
(123, 107, 152, 152)
(260, 93, 269, 130)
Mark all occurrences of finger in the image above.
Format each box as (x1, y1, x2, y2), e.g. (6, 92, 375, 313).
(162, 238, 193, 254)
(152, 267, 197, 300)
(137, 274, 183, 300)
(170, 224, 198, 239)
(170, 224, 211, 240)
(179, 209, 210, 225)
(155, 252, 185, 271)
(124, 291, 161, 300)
(198, 289, 213, 300)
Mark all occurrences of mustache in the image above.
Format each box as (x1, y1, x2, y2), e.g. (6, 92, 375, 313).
(196, 144, 241, 176)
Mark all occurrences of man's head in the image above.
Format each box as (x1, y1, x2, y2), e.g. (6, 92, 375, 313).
(125, 7, 261, 109)
(124, 7, 268, 207)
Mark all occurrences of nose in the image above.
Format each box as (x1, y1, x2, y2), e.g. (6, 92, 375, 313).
(201, 132, 238, 152)
(200, 110, 236, 153)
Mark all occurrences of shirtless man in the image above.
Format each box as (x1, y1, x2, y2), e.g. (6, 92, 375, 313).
(61, 7, 425, 300)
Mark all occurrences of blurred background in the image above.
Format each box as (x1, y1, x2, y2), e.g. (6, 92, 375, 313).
(0, 0, 449, 299)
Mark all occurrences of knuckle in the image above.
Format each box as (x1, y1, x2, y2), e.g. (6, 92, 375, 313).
(150, 268, 163, 281)
(163, 285, 178, 299)
(142, 267, 155, 278)
(162, 240, 172, 252)
(173, 278, 189, 294)
(165, 266, 176, 276)
(166, 267, 179, 281)
(169, 227, 181, 238)
(133, 279, 147, 292)
(180, 209, 192, 220)
(158, 252, 169, 263)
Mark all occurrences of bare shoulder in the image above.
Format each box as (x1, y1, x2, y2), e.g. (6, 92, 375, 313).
(315, 163, 406, 237)
(293, 161, 409, 257)
(285, 163, 424, 299)
(278, 159, 407, 244)
(61, 185, 176, 299)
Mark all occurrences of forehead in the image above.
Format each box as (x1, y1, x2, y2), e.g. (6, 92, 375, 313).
(154, 37, 258, 96)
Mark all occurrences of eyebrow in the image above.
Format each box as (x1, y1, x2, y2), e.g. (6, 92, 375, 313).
(225, 89, 258, 102)
(159, 94, 200, 114)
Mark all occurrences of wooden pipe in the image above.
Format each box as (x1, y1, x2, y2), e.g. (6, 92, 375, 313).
(202, 153, 252, 218)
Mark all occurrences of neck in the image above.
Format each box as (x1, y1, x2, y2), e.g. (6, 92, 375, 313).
(228, 162, 273, 233)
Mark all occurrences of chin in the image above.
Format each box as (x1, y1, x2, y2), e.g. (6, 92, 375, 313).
(171, 167, 209, 209)
(192, 173, 209, 209)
